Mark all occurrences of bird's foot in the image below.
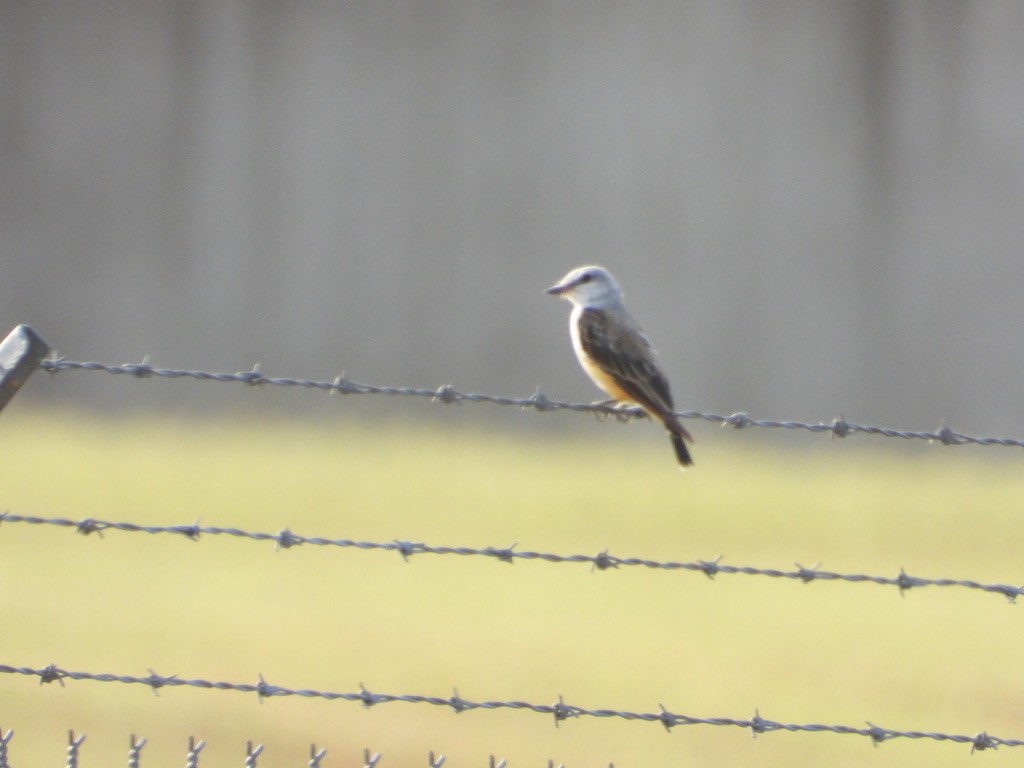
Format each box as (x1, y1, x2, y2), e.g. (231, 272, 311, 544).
(591, 399, 642, 423)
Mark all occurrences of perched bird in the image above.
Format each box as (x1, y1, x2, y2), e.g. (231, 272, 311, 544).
(546, 265, 694, 468)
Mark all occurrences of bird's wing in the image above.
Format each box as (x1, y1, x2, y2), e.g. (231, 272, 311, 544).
(577, 307, 675, 416)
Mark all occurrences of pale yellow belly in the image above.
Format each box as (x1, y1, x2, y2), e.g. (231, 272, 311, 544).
(577, 350, 635, 402)
(570, 310, 635, 403)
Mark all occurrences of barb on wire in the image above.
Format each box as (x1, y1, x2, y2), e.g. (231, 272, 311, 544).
(0, 727, 12, 768)
(245, 740, 264, 768)
(1, 512, 1022, 603)
(39, 358, 1024, 451)
(66, 730, 86, 768)
(0, 663, 1017, 754)
(128, 734, 146, 768)
(186, 736, 205, 768)
(308, 744, 328, 768)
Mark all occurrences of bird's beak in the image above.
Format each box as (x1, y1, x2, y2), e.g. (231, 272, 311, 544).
(545, 281, 569, 296)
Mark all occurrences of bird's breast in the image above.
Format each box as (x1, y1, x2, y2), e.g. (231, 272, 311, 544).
(569, 308, 635, 403)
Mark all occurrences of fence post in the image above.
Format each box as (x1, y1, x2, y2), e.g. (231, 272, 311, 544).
(0, 325, 49, 414)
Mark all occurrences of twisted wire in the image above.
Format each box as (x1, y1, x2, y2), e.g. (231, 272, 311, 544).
(1, 512, 1021, 602)
(0, 663, 1013, 753)
(38, 358, 1024, 450)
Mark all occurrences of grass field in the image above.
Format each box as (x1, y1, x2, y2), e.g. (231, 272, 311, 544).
(2, 407, 1023, 766)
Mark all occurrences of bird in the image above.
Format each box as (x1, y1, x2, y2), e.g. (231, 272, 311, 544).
(546, 265, 694, 468)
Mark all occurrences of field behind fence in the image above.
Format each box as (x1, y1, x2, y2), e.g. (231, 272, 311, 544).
(1, 329, 1023, 766)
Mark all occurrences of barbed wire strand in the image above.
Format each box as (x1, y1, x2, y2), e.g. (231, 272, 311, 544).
(1, 512, 1021, 603)
(0, 663, 1013, 754)
(0, 732, 513, 768)
(38, 358, 1024, 451)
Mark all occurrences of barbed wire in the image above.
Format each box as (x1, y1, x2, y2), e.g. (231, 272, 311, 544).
(0, 728, 582, 768)
(2, 512, 1021, 603)
(0, 728, 329, 768)
(10, 344, 1020, 764)
(38, 358, 1024, 451)
(0, 663, 1015, 754)
(0, 729, 549, 768)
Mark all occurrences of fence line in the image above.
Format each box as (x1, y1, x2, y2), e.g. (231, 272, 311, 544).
(38, 357, 1024, 451)
(1, 512, 1021, 603)
(3, 728, 326, 768)
(0, 728, 573, 768)
(0, 729, 535, 768)
(4, 338, 1019, 762)
(0, 663, 1014, 754)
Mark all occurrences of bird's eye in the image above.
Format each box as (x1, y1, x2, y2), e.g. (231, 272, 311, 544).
(579, 273, 592, 283)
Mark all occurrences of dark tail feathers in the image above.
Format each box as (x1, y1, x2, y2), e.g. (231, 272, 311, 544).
(669, 430, 694, 468)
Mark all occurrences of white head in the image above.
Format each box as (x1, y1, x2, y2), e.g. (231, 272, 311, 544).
(545, 265, 624, 309)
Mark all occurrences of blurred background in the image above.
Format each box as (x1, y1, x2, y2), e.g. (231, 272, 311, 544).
(3, 2, 1024, 767)
(3, 1, 1024, 431)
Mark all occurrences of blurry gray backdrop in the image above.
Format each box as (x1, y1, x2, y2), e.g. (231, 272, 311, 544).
(3, 2, 1023, 434)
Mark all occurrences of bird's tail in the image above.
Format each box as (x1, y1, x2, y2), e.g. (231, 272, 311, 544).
(669, 430, 694, 468)
(660, 414, 694, 468)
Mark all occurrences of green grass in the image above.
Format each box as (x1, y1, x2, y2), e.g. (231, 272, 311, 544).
(2, 408, 1023, 767)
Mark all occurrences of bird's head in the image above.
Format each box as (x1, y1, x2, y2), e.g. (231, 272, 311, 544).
(545, 265, 623, 308)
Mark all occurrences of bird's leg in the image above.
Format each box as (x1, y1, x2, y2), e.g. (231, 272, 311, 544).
(610, 401, 644, 422)
(590, 399, 642, 423)
(589, 398, 619, 422)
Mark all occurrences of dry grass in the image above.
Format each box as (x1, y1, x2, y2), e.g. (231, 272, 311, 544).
(1, 408, 1023, 767)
